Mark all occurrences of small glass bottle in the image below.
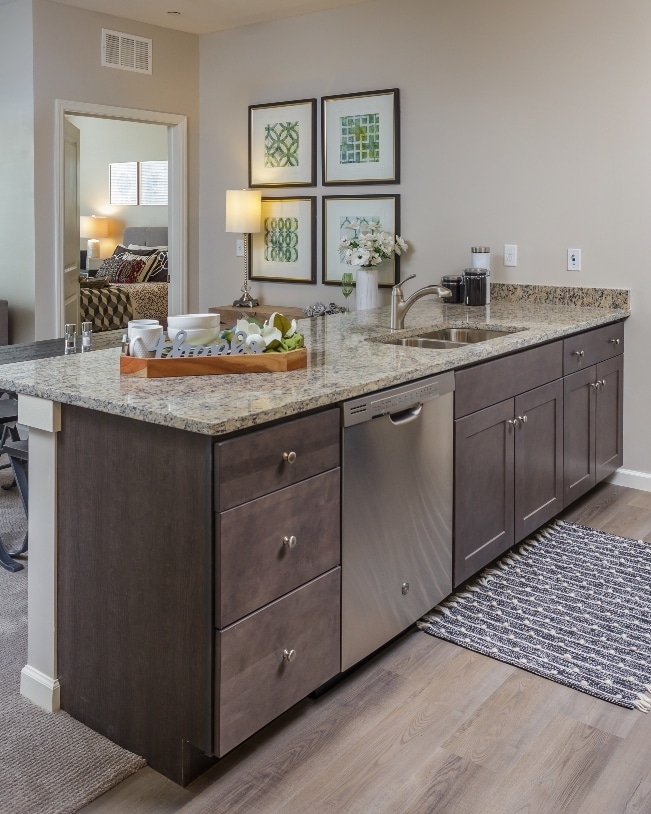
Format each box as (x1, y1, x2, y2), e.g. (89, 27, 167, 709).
(64, 323, 77, 355)
(81, 321, 92, 352)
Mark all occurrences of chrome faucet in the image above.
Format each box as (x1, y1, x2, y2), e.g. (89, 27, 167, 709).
(390, 274, 452, 330)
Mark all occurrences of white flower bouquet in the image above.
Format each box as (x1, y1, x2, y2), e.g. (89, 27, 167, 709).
(338, 221, 408, 269)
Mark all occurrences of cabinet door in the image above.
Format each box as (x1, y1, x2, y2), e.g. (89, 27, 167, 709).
(514, 379, 564, 542)
(563, 366, 597, 505)
(595, 354, 623, 482)
(454, 399, 515, 587)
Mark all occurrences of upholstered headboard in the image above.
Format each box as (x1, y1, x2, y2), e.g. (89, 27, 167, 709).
(122, 226, 168, 247)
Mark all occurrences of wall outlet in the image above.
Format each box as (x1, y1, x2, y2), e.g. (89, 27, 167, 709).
(236, 238, 245, 257)
(567, 248, 581, 271)
(504, 244, 517, 267)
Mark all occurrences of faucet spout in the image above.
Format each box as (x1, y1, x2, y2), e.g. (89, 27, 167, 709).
(390, 274, 452, 330)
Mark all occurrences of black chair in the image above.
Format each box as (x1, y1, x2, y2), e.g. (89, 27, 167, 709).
(0, 397, 26, 573)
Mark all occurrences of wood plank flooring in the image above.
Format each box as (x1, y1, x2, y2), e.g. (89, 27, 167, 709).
(83, 483, 651, 814)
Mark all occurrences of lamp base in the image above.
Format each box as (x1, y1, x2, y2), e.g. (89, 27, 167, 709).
(232, 292, 260, 308)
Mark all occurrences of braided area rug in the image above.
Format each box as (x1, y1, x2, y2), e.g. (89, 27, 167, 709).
(418, 520, 651, 711)
(0, 466, 145, 814)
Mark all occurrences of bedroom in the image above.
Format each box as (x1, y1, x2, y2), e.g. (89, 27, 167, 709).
(69, 115, 170, 331)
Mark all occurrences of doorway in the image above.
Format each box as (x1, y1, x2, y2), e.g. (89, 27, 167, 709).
(54, 100, 187, 337)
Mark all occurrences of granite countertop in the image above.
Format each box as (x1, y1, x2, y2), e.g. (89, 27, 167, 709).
(0, 298, 629, 436)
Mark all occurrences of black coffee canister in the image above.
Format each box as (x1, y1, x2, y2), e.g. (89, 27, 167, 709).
(441, 275, 465, 304)
(463, 268, 487, 306)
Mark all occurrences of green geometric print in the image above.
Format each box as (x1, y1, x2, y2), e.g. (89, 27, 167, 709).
(340, 113, 380, 164)
(264, 217, 299, 262)
(265, 121, 300, 168)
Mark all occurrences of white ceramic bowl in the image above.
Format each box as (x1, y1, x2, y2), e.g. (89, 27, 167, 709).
(167, 326, 221, 345)
(167, 313, 220, 331)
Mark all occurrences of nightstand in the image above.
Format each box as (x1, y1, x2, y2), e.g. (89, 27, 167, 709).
(209, 304, 308, 329)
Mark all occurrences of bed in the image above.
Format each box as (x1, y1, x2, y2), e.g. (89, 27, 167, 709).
(80, 226, 169, 332)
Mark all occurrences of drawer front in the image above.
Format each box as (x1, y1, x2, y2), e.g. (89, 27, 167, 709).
(215, 568, 341, 756)
(563, 321, 624, 374)
(215, 408, 340, 511)
(455, 340, 563, 418)
(216, 469, 341, 627)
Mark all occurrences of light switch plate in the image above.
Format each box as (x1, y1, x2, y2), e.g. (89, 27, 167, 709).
(236, 239, 245, 257)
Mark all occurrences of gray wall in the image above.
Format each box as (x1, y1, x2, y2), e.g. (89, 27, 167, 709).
(199, 0, 649, 477)
(31, 0, 199, 339)
(0, 0, 35, 343)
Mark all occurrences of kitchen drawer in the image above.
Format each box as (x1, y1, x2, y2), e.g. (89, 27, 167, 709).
(216, 469, 341, 627)
(215, 408, 340, 511)
(215, 567, 341, 756)
(455, 340, 563, 418)
(563, 321, 624, 374)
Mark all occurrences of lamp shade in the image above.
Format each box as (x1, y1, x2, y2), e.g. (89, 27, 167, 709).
(225, 189, 262, 234)
(80, 215, 108, 239)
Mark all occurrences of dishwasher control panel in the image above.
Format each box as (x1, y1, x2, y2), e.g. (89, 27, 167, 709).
(342, 371, 455, 427)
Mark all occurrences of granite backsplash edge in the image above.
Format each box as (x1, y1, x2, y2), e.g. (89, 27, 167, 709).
(491, 283, 630, 309)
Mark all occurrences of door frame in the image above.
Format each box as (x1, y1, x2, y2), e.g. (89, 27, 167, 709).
(54, 99, 188, 336)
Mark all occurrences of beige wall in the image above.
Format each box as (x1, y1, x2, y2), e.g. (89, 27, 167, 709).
(199, 0, 650, 476)
(0, 0, 36, 343)
(67, 116, 168, 258)
(31, 0, 199, 339)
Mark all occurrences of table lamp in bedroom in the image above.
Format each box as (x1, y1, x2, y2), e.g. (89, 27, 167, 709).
(225, 189, 262, 308)
(80, 215, 108, 260)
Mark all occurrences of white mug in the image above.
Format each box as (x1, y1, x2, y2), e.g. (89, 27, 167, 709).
(128, 319, 159, 339)
(129, 324, 163, 355)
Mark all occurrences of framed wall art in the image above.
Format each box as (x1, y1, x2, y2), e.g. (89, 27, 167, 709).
(322, 194, 400, 287)
(249, 98, 317, 187)
(250, 196, 317, 284)
(321, 88, 400, 185)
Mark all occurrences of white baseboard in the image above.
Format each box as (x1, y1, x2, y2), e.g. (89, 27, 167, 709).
(21, 664, 61, 712)
(607, 468, 651, 492)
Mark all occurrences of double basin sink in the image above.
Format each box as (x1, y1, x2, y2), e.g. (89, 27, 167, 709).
(383, 327, 515, 349)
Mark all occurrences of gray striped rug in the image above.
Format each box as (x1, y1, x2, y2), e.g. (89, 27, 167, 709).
(418, 520, 651, 711)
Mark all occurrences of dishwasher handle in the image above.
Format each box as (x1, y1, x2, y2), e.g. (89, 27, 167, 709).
(389, 403, 423, 426)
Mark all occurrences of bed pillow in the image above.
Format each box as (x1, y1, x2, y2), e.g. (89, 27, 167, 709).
(137, 249, 168, 283)
(112, 243, 158, 258)
(96, 251, 155, 284)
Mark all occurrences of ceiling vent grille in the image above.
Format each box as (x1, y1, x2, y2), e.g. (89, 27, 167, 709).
(102, 29, 152, 75)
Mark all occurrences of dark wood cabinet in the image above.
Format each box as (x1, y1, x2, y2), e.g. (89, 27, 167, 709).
(57, 404, 341, 786)
(455, 320, 625, 589)
(564, 352, 623, 504)
(454, 379, 563, 586)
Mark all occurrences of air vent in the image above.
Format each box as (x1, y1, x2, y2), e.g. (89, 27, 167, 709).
(102, 29, 152, 75)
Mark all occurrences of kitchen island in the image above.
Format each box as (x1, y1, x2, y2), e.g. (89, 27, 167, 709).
(0, 289, 630, 784)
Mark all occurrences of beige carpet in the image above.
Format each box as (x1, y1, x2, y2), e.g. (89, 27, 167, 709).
(0, 464, 145, 814)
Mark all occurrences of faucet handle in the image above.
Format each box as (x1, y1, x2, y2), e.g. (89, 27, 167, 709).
(393, 274, 416, 293)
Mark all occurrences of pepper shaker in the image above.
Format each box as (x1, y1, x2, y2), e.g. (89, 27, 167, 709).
(64, 323, 77, 355)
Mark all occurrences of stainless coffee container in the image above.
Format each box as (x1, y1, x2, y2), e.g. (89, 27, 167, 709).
(463, 268, 487, 306)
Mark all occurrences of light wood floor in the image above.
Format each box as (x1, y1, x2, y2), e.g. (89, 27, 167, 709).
(84, 483, 651, 814)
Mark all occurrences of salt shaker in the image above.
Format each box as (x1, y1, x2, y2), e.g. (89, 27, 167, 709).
(471, 246, 491, 303)
(64, 323, 77, 355)
(81, 321, 92, 352)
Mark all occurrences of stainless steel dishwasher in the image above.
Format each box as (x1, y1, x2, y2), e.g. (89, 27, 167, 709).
(341, 372, 454, 671)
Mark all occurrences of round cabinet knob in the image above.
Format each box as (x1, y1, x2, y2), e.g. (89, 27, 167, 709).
(283, 451, 297, 464)
(608, 338, 620, 345)
(518, 415, 528, 424)
(283, 535, 297, 549)
(590, 382, 600, 390)
(599, 379, 606, 387)
(507, 419, 518, 427)
(572, 349, 585, 358)
(283, 648, 297, 663)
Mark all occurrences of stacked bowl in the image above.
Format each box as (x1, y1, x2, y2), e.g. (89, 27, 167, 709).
(167, 313, 221, 346)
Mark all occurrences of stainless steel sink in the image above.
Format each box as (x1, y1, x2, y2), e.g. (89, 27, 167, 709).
(385, 327, 514, 349)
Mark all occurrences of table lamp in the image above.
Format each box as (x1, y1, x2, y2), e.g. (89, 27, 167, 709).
(225, 189, 262, 308)
(80, 216, 108, 259)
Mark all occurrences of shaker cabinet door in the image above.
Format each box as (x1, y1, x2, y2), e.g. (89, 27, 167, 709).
(454, 399, 515, 587)
(563, 366, 597, 505)
(595, 354, 624, 482)
(514, 379, 564, 542)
